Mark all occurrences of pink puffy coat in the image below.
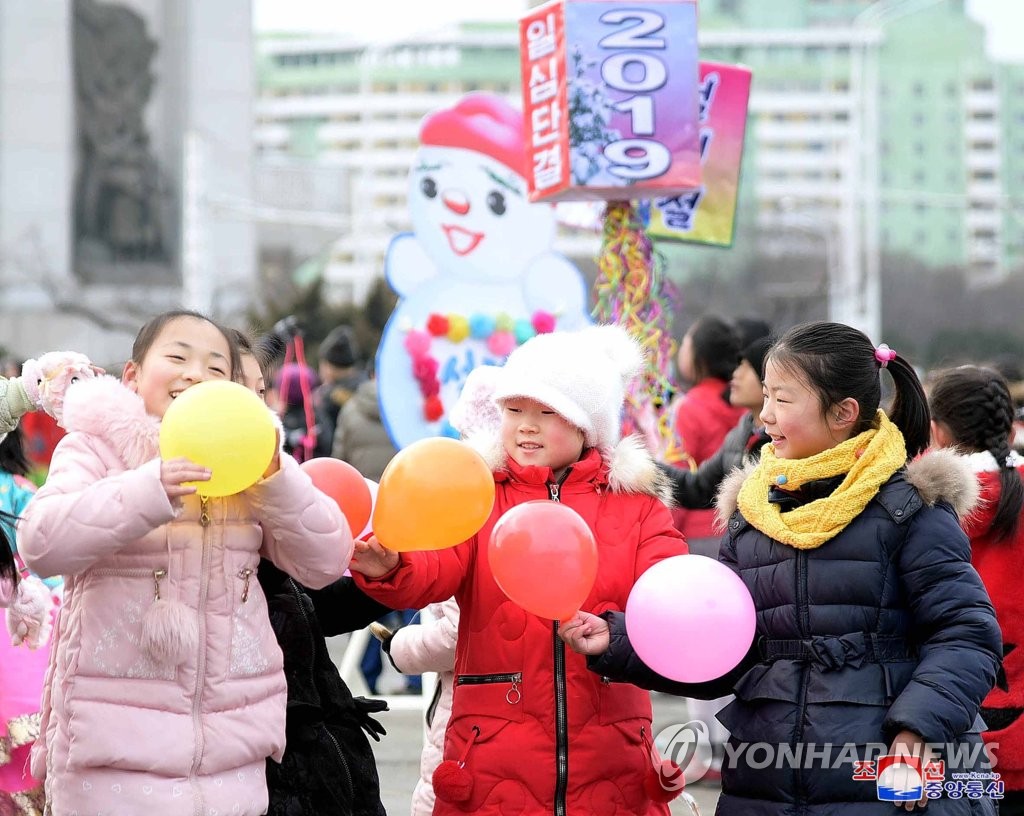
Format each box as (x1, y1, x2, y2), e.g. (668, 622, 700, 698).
(18, 376, 350, 816)
(388, 598, 460, 816)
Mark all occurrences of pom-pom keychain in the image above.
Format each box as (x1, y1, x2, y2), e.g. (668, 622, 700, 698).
(432, 725, 481, 804)
(641, 726, 685, 804)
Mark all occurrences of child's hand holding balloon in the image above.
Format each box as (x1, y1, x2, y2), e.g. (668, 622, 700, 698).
(558, 611, 610, 656)
(349, 535, 400, 578)
(160, 457, 211, 500)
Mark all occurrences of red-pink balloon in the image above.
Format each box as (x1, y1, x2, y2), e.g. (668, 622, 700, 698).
(626, 555, 755, 683)
(358, 478, 379, 538)
(489, 501, 598, 621)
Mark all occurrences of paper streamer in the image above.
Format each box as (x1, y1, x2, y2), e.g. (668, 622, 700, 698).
(592, 201, 680, 454)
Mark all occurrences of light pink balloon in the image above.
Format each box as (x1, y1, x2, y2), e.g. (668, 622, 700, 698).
(626, 555, 756, 683)
(358, 478, 379, 538)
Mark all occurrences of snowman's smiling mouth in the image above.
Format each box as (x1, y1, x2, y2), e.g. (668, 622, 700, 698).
(442, 224, 484, 256)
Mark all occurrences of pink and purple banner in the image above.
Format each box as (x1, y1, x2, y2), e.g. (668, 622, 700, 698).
(645, 61, 752, 247)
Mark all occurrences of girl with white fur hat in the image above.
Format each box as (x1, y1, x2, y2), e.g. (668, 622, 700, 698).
(351, 325, 688, 816)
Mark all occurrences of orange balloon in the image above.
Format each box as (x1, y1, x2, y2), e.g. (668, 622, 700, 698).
(301, 458, 373, 535)
(373, 438, 495, 552)
(488, 501, 598, 621)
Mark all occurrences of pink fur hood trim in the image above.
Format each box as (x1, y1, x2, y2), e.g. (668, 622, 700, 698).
(60, 374, 161, 468)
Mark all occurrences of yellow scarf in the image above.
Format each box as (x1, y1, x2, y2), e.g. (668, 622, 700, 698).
(736, 411, 908, 550)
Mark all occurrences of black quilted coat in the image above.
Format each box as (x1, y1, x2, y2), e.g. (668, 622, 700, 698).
(590, 454, 1003, 814)
(259, 561, 392, 816)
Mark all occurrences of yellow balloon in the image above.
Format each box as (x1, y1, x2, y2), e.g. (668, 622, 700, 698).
(158, 380, 277, 498)
(373, 437, 495, 552)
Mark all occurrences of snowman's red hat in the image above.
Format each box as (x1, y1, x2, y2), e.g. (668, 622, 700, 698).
(419, 92, 526, 177)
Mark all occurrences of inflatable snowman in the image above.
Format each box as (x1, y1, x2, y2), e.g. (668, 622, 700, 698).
(377, 93, 591, 448)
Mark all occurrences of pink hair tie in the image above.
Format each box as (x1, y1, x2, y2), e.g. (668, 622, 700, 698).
(874, 344, 897, 368)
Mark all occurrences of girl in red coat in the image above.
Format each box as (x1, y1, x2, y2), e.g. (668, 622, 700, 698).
(351, 325, 688, 816)
(930, 364, 1024, 813)
(666, 316, 746, 549)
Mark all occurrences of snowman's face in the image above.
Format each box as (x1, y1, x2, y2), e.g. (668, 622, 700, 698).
(408, 146, 556, 281)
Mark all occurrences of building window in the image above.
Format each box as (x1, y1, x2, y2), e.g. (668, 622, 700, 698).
(912, 82, 925, 96)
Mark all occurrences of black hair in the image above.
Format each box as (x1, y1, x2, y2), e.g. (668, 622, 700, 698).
(132, 309, 242, 382)
(0, 426, 30, 478)
(930, 365, 1022, 542)
(768, 321, 930, 458)
(0, 509, 18, 589)
(734, 317, 773, 350)
(686, 315, 741, 383)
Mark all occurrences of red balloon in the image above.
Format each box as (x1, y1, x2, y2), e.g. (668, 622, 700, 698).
(488, 501, 598, 621)
(301, 458, 373, 535)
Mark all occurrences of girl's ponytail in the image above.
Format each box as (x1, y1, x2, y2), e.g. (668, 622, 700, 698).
(930, 365, 1024, 542)
(884, 354, 930, 459)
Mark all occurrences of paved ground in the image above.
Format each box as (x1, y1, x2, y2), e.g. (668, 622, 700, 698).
(367, 691, 722, 815)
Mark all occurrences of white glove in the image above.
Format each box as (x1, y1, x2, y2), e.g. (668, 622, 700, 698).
(6, 574, 55, 649)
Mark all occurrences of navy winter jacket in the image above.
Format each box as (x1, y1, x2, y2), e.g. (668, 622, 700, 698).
(590, 452, 1003, 815)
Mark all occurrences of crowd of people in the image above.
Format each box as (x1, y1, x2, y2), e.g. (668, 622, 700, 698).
(1, 309, 1023, 816)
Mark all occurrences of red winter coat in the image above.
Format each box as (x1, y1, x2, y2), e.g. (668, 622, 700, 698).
(354, 439, 687, 816)
(667, 378, 745, 540)
(962, 453, 1024, 791)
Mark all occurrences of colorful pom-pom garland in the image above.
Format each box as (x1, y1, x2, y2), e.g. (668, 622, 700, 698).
(405, 309, 557, 422)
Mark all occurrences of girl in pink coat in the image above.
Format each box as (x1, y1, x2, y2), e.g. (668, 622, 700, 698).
(385, 598, 460, 816)
(18, 310, 351, 816)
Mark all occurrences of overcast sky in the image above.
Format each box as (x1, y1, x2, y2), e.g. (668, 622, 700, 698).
(253, 0, 1024, 62)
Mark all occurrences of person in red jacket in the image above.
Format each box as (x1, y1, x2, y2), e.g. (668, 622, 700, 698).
(351, 325, 688, 816)
(929, 364, 1024, 814)
(666, 315, 747, 550)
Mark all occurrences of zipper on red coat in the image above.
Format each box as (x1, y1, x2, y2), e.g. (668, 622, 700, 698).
(548, 475, 569, 816)
(189, 495, 212, 816)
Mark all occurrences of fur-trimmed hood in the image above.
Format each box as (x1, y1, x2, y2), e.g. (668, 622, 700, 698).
(715, 447, 981, 530)
(60, 374, 161, 469)
(464, 431, 675, 507)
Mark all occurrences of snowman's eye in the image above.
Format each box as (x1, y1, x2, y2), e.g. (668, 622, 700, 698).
(420, 177, 438, 199)
(487, 191, 506, 216)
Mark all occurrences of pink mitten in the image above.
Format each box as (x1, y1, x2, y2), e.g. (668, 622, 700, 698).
(20, 351, 97, 426)
(6, 574, 54, 649)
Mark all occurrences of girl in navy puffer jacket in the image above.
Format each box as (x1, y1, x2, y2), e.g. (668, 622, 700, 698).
(562, 322, 1002, 815)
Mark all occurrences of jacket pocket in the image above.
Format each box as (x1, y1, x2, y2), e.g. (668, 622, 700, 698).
(76, 568, 176, 681)
(452, 672, 526, 727)
(226, 551, 282, 678)
(598, 679, 653, 725)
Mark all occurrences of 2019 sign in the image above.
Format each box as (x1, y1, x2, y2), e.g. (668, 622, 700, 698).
(519, 0, 701, 203)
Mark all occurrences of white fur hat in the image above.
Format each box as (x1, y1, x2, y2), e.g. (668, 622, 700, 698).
(492, 324, 644, 450)
(449, 364, 503, 438)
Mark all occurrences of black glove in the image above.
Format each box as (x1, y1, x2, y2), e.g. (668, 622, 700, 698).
(351, 696, 389, 741)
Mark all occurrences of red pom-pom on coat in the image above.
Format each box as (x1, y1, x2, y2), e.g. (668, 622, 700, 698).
(432, 759, 473, 803)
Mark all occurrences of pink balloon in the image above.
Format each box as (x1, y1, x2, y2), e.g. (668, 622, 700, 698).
(626, 555, 755, 683)
(358, 478, 379, 538)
